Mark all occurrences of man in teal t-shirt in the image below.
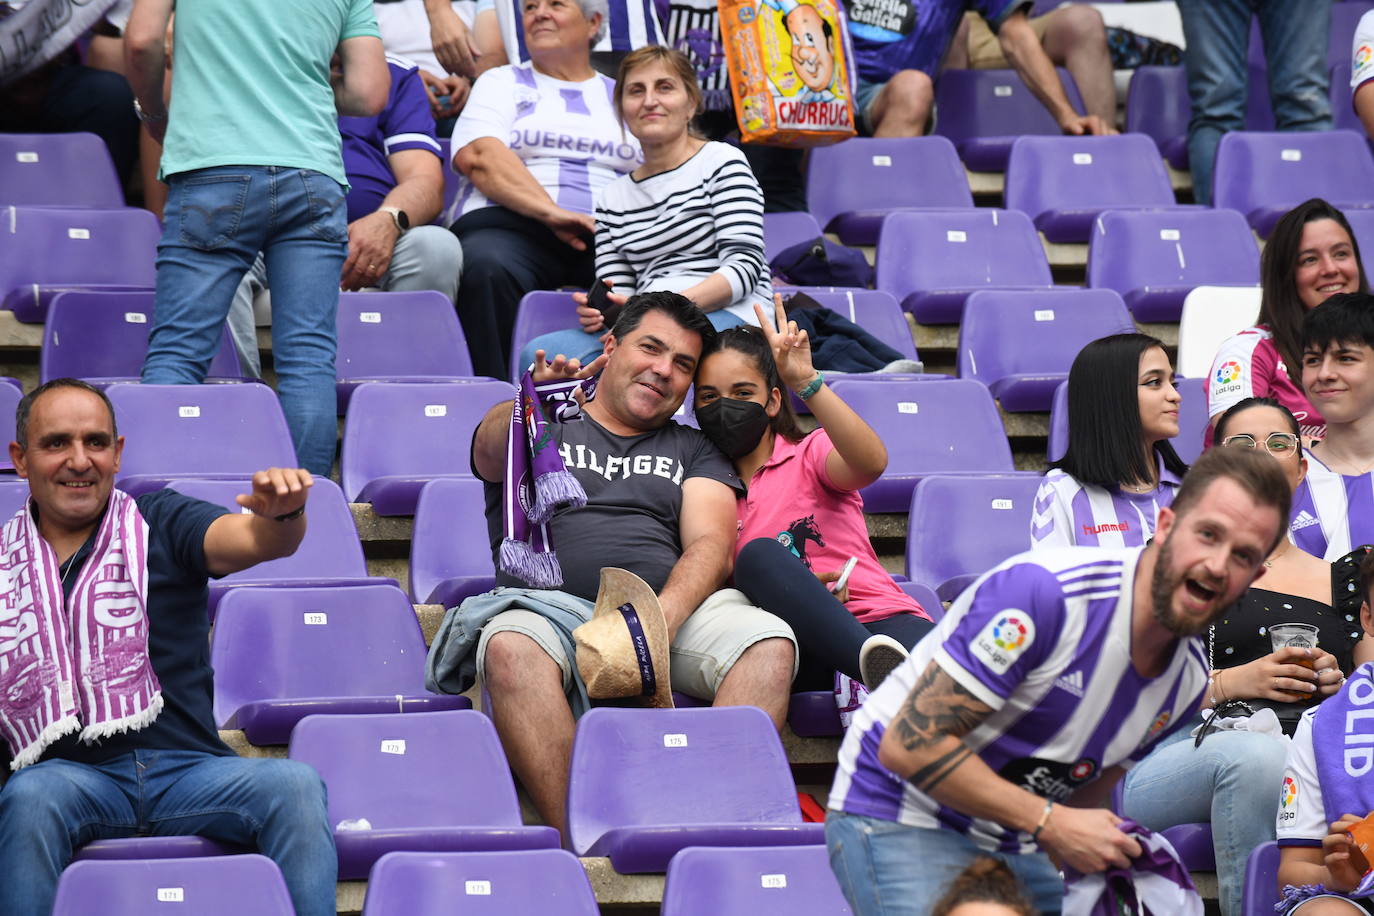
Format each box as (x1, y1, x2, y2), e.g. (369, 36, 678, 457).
(124, 0, 390, 475)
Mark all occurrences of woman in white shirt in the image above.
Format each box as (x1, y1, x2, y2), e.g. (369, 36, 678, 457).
(520, 45, 771, 372)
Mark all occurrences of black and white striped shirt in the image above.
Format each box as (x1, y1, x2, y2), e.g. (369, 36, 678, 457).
(594, 141, 771, 323)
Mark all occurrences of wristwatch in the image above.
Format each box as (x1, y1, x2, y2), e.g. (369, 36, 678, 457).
(132, 97, 166, 124)
(379, 206, 410, 235)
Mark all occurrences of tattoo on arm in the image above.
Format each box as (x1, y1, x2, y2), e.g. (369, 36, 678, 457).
(891, 661, 993, 790)
(907, 743, 974, 794)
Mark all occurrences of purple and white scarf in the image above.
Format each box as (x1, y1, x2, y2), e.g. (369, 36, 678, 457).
(1310, 661, 1374, 897)
(499, 370, 599, 588)
(0, 490, 155, 769)
(1062, 819, 1203, 915)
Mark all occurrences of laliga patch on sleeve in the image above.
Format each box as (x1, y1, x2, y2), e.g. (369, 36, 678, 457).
(970, 609, 1035, 674)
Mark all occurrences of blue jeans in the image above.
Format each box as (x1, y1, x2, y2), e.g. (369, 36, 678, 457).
(1176, 0, 1332, 205)
(143, 166, 349, 475)
(1121, 723, 1287, 916)
(518, 308, 747, 376)
(825, 811, 1064, 915)
(0, 749, 336, 916)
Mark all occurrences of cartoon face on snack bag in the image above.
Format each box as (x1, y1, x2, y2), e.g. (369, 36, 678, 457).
(785, 4, 836, 95)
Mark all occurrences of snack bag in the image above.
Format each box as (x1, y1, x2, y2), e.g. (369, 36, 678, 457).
(1348, 815, 1374, 876)
(719, 0, 857, 147)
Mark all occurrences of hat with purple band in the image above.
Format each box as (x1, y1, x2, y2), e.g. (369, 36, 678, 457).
(573, 568, 674, 709)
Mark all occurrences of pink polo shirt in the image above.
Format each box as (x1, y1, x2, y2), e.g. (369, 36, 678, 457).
(735, 429, 930, 624)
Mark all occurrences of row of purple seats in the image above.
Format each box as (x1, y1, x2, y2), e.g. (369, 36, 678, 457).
(0, 133, 124, 209)
(1048, 376, 1209, 466)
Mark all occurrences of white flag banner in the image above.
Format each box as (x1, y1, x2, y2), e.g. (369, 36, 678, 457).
(1, 0, 120, 85)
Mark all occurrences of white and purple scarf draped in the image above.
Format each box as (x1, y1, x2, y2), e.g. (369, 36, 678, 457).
(0, 490, 156, 769)
(1062, 820, 1203, 915)
(500, 370, 599, 588)
(1307, 662, 1374, 898)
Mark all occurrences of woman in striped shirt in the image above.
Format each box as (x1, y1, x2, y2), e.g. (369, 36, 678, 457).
(521, 45, 771, 371)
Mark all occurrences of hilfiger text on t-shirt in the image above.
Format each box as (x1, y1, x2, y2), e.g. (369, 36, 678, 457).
(559, 443, 687, 484)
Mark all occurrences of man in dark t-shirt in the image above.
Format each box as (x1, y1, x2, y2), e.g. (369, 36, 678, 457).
(469, 291, 797, 838)
(0, 379, 336, 916)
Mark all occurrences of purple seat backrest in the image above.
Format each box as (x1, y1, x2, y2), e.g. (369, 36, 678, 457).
(567, 707, 801, 855)
(805, 137, 972, 233)
(1213, 130, 1374, 221)
(0, 479, 29, 520)
(410, 477, 494, 604)
(52, 854, 294, 915)
(509, 291, 578, 383)
(1086, 209, 1260, 298)
(42, 290, 243, 384)
(1047, 376, 1208, 464)
(211, 584, 429, 727)
(1, 206, 158, 295)
(0, 379, 21, 470)
(1124, 66, 1190, 150)
(874, 209, 1051, 305)
(934, 67, 1086, 145)
(166, 478, 367, 581)
(826, 378, 1013, 478)
(904, 474, 1043, 594)
(340, 380, 513, 502)
(289, 710, 525, 830)
(1241, 841, 1280, 916)
(661, 845, 852, 915)
(0, 133, 123, 208)
(361, 850, 600, 915)
(786, 288, 918, 361)
(106, 383, 296, 487)
(1004, 135, 1176, 224)
(1346, 206, 1374, 259)
(957, 289, 1135, 386)
(763, 211, 824, 262)
(336, 290, 474, 379)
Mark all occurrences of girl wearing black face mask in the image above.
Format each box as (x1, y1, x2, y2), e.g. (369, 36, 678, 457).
(693, 296, 936, 692)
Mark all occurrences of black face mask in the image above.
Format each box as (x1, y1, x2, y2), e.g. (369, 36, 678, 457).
(696, 397, 771, 459)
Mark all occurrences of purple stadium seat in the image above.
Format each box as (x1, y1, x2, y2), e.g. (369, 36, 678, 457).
(1125, 66, 1190, 171)
(0, 206, 158, 322)
(957, 289, 1135, 412)
(211, 584, 471, 744)
(0, 377, 23, 471)
(340, 380, 513, 515)
(661, 845, 852, 915)
(336, 290, 480, 413)
(1048, 376, 1208, 465)
(874, 209, 1053, 324)
(509, 290, 577, 383)
(165, 478, 377, 620)
(0, 133, 123, 208)
(934, 68, 1089, 173)
(1213, 130, 1374, 237)
(0, 479, 30, 519)
(1087, 209, 1261, 322)
(42, 290, 247, 386)
(785, 692, 841, 738)
(1242, 841, 1280, 916)
(783, 288, 919, 362)
(763, 211, 824, 263)
(289, 711, 558, 879)
(825, 377, 1018, 512)
(1004, 135, 1181, 244)
(1346, 206, 1374, 259)
(897, 580, 943, 622)
(806, 137, 973, 245)
(75, 838, 246, 861)
(567, 707, 824, 872)
(106, 383, 297, 496)
(362, 849, 600, 915)
(905, 475, 1043, 602)
(1109, 783, 1215, 872)
(409, 477, 496, 605)
(52, 855, 294, 915)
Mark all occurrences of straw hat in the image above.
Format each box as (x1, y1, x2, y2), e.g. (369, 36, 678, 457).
(573, 568, 673, 709)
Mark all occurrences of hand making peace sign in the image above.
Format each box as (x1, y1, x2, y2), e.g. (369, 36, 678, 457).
(754, 294, 818, 394)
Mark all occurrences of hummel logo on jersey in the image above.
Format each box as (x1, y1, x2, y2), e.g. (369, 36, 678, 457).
(1054, 670, 1085, 698)
(1291, 511, 1320, 532)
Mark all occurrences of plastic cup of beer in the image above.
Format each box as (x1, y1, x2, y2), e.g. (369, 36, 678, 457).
(1270, 623, 1320, 694)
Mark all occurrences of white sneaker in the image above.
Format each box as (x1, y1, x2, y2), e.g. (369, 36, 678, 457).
(859, 634, 908, 691)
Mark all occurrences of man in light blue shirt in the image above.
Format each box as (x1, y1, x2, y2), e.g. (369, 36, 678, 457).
(125, 0, 390, 475)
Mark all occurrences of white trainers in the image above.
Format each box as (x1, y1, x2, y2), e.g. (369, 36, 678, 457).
(859, 634, 909, 691)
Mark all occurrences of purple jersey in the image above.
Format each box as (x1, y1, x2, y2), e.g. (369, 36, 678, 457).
(844, 0, 1024, 85)
(1289, 451, 1374, 561)
(1030, 465, 1180, 550)
(338, 57, 442, 223)
(829, 546, 1207, 853)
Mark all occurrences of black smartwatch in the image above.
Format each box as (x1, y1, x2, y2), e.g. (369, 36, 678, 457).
(379, 206, 410, 235)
